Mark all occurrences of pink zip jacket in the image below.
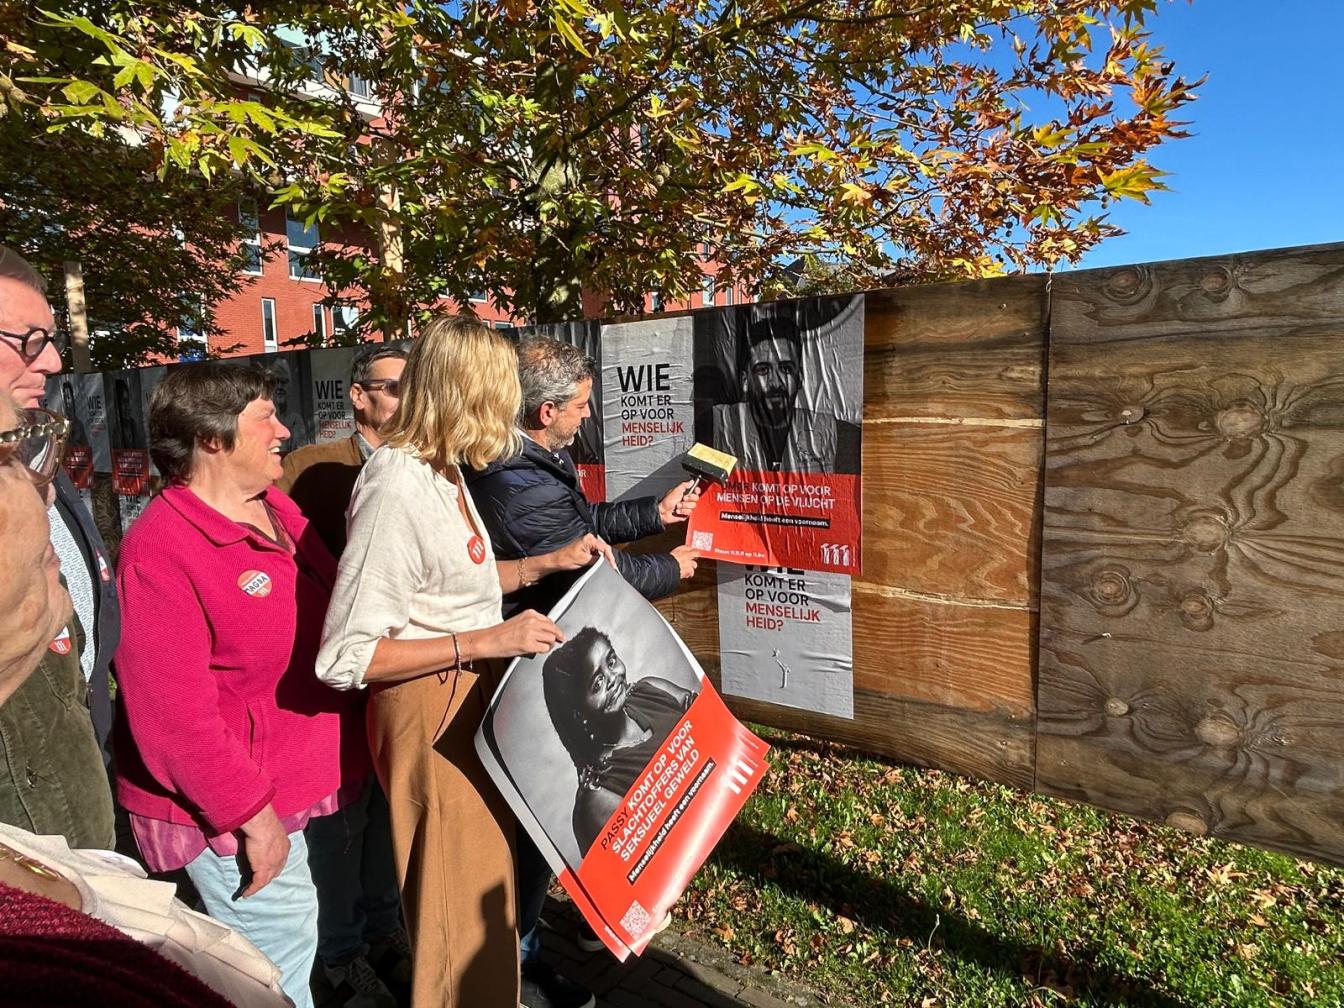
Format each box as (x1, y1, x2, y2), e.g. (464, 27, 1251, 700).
(113, 485, 369, 836)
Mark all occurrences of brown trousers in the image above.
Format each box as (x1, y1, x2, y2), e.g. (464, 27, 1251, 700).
(368, 662, 518, 1008)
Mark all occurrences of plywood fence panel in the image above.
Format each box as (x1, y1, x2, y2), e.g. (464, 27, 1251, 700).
(650, 274, 1047, 787)
(1037, 243, 1344, 864)
(864, 275, 1047, 421)
(862, 422, 1040, 603)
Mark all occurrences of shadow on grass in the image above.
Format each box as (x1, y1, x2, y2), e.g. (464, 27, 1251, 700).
(711, 822, 1191, 1008)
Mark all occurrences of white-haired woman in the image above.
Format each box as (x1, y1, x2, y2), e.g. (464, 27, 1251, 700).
(317, 317, 610, 1008)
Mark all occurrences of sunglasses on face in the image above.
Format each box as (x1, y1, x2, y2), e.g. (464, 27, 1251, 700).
(0, 408, 70, 489)
(357, 378, 401, 397)
(0, 326, 67, 361)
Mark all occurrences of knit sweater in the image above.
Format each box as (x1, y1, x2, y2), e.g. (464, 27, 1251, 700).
(113, 485, 368, 836)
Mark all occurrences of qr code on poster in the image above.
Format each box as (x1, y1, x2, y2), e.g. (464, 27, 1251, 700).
(691, 531, 714, 551)
(620, 900, 652, 938)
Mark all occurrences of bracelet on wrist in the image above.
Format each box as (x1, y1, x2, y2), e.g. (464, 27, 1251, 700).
(518, 556, 537, 588)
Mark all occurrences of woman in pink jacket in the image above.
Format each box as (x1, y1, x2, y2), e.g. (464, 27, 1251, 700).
(114, 361, 367, 1008)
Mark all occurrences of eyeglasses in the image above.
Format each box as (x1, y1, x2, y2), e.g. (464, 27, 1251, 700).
(357, 378, 401, 397)
(0, 326, 66, 361)
(0, 408, 70, 489)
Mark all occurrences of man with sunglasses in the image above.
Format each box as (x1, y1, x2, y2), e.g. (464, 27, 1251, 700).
(0, 246, 118, 849)
(277, 342, 410, 1008)
(278, 344, 406, 556)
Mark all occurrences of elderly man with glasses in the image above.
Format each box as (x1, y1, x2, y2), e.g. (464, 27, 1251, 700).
(0, 245, 117, 849)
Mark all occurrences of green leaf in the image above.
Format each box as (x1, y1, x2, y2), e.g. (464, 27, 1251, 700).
(61, 79, 100, 105)
(552, 15, 591, 57)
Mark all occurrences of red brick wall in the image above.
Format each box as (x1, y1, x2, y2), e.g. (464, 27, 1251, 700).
(206, 207, 741, 357)
(207, 202, 518, 356)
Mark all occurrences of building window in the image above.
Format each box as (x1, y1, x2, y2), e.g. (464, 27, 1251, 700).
(333, 304, 360, 336)
(494, 320, 513, 330)
(286, 210, 321, 281)
(312, 303, 328, 341)
(702, 273, 716, 307)
(724, 282, 736, 306)
(348, 74, 372, 99)
(650, 290, 666, 313)
(261, 298, 278, 352)
(239, 198, 263, 274)
(177, 300, 206, 361)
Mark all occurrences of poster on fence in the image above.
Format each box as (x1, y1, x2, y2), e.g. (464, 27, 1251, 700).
(476, 560, 769, 960)
(258, 352, 314, 451)
(46, 373, 111, 474)
(523, 321, 606, 502)
(601, 317, 696, 503)
(717, 563, 854, 718)
(308, 345, 358, 444)
(688, 296, 864, 575)
(105, 370, 148, 454)
(137, 366, 169, 477)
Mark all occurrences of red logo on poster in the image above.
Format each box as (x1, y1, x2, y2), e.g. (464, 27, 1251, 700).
(63, 444, 94, 489)
(466, 535, 487, 565)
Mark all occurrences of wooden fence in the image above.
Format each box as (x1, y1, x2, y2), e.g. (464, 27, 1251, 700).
(655, 241, 1344, 867)
(82, 240, 1344, 866)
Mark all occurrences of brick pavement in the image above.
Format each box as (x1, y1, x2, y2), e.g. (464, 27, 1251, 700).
(536, 898, 849, 1008)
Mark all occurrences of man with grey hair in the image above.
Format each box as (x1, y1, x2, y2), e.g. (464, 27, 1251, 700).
(0, 244, 118, 847)
(465, 335, 699, 1008)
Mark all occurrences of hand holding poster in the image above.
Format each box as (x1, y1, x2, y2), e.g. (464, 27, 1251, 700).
(476, 561, 769, 960)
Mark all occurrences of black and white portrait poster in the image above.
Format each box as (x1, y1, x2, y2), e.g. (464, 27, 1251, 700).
(257, 351, 314, 450)
(105, 369, 152, 527)
(688, 295, 864, 575)
(137, 365, 168, 477)
(308, 345, 357, 444)
(717, 564, 854, 719)
(521, 321, 606, 502)
(476, 561, 769, 960)
(46, 372, 110, 476)
(104, 369, 147, 453)
(600, 317, 696, 503)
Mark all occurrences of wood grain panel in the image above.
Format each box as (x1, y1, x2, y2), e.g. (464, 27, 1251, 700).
(864, 274, 1047, 421)
(1037, 243, 1344, 864)
(657, 562, 1034, 718)
(862, 421, 1041, 604)
(706, 674, 1035, 790)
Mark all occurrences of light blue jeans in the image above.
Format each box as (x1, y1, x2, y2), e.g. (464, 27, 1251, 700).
(305, 775, 403, 964)
(186, 829, 318, 1008)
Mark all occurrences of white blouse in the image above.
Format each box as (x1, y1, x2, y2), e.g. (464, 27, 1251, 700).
(0, 822, 288, 1008)
(316, 444, 503, 690)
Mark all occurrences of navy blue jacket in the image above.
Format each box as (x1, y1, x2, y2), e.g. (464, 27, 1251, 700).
(465, 438, 680, 614)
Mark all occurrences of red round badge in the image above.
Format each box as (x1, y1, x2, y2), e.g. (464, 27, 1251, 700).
(238, 569, 274, 598)
(49, 627, 72, 655)
(467, 535, 487, 565)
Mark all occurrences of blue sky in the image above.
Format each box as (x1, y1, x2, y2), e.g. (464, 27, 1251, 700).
(1077, 0, 1344, 268)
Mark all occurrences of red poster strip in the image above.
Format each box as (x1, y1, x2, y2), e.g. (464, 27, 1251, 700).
(687, 470, 861, 574)
(112, 448, 150, 496)
(563, 688, 770, 955)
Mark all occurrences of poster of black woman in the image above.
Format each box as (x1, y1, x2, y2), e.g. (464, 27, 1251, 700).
(475, 561, 770, 960)
(687, 295, 864, 575)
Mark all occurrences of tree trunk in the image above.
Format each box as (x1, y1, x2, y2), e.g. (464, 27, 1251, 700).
(63, 260, 93, 373)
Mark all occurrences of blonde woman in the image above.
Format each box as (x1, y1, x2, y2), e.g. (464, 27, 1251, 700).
(316, 317, 610, 1008)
